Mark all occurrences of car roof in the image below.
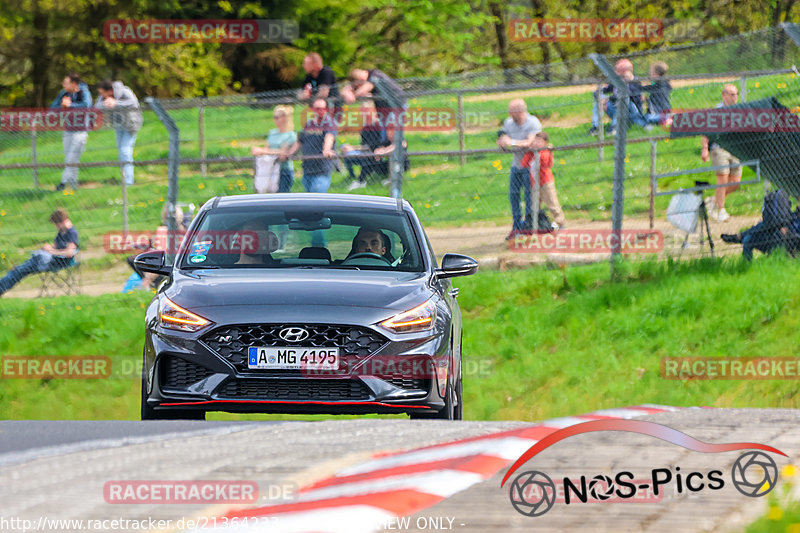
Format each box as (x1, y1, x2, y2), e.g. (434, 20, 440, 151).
(207, 194, 409, 212)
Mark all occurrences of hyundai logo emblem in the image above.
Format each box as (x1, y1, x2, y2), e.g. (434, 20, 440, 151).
(279, 327, 309, 343)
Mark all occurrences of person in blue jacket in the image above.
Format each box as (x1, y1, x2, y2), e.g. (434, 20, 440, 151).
(50, 73, 92, 191)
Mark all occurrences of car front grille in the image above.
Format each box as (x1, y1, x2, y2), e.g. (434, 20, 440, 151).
(217, 378, 370, 400)
(201, 324, 388, 371)
(161, 356, 215, 389)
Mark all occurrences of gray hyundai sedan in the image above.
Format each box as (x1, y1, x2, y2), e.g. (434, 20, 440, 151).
(136, 194, 478, 420)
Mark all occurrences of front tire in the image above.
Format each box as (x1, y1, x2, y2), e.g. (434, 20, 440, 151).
(410, 377, 461, 420)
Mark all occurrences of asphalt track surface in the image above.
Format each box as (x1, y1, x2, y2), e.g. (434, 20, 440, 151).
(1, 407, 799, 533)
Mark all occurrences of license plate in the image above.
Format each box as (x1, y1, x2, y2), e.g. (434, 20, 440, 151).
(247, 347, 339, 370)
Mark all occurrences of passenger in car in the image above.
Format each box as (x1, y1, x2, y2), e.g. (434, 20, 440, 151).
(234, 219, 279, 266)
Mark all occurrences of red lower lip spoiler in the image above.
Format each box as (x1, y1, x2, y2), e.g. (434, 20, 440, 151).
(160, 399, 431, 409)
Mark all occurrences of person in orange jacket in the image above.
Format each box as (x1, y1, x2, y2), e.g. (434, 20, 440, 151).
(521, 131, 566, 229)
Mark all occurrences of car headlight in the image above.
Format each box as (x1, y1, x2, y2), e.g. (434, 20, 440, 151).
(159, 297, 212, 332)
(379, 299, 437, 334)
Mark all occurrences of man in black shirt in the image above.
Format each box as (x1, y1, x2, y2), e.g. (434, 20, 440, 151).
(298, 53, 339, 101)
(0, 208, 79, 297)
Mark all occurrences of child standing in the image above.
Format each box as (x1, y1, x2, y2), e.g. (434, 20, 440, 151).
(521, 131, 566, 230)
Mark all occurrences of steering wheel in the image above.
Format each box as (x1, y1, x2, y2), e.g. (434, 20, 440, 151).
(342, 252, 392, 265)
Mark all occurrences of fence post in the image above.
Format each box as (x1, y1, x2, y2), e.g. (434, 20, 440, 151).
(199, 98, 207, 178)
(740, 75, 747, 102)
(649, 139, 657, 229)
(596, 84, 604, 162)
(532, 149, 540, 232)
(121, 170, 128, 236)
(31, 127, 38, 189)
(590, 54, 628, 278)
(373, 77, 405, 199)
(457, 92, 465, 167)
(146, 97, 180, 263)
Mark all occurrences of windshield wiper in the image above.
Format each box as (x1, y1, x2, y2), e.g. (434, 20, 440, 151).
(181, 265, 222, 270)
(297, 265, 361, 270)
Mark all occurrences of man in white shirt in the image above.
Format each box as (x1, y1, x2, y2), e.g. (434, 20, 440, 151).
(497, 99, 542, 239)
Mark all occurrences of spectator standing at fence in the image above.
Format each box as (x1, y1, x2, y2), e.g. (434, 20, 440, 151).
(51, 74, 92, 191)
(251, 105, 297, 193)
(701, 84, 742, 222)
(641, 61, 673, 126)
(297, 53, 339, 101)
(0, 209, 78, 297)
(95, 79, 143, 186)
(497, 99, 542, 239)
(521, 131, 566, 230)
(288, 98, 337, 192)
(286, 99, 336, 246)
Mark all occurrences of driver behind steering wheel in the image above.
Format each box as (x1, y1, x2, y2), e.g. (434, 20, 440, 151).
(350, 227, 386, 257)
(346, 226, 403, 262)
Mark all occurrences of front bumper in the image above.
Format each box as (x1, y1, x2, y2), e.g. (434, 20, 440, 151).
(144, 322, 451, 415)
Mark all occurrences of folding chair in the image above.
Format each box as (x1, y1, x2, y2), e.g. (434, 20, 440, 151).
(38, 254, 81, 297)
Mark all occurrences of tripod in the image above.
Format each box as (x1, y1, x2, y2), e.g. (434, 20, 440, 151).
(679, 181, 715, 258)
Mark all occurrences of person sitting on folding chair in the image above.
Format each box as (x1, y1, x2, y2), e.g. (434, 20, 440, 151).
(721, 189, 800, 261)
(0, 208, 79, 297)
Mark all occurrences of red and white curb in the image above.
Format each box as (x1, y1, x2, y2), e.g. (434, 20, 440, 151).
(184, 405, 688, 532)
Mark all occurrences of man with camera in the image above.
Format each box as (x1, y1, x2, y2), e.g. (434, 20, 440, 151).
(497, 99, 542, 240)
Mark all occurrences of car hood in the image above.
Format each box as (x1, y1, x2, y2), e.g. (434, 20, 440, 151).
(166, 268, 434, 312)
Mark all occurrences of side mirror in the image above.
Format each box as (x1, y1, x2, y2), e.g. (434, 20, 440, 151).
(134, 250, 171, 276)
(435, 253, 479, 279)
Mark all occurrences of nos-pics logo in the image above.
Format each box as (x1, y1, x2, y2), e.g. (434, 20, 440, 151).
(501, 419, 785, 517)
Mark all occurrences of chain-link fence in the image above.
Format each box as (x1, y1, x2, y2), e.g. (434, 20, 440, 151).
(2, 24, 800, 296)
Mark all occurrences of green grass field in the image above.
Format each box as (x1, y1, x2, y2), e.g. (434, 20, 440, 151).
(2, 71, 799, 270)
(1, 254, 798, 421)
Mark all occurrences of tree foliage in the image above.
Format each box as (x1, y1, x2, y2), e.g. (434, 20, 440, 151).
(0, 0, 797, 105)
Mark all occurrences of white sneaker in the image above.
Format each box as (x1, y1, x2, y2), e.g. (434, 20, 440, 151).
(381, 178, 391, 186)
(716, 208, 730, 222)
(347, 181, 366, 191)
(705, 197, 719, 219)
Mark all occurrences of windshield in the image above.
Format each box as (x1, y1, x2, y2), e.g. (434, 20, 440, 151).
(177, 206, 425, 272)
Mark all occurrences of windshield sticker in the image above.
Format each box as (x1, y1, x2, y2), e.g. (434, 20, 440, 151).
(189, 254, 207, 264)
(190, 241, 213, 256)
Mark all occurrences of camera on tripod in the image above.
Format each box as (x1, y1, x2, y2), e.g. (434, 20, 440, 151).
(666, 180, 715, 257)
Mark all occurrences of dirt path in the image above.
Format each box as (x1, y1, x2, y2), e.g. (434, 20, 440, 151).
(1, 213, 758, 301)
(464, 76, 740, 104)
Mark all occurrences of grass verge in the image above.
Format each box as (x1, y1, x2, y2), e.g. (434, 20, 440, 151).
(0, 254, 798, 420)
